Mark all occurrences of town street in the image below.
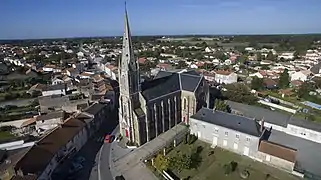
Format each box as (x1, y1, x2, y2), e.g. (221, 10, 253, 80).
(51, 111, 118, 180)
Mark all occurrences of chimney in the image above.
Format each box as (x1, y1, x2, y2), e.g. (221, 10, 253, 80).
(260, 117, 265, 132)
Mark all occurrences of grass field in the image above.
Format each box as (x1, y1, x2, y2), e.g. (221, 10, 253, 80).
(164, 140, 300, 180)
(0, 131, 16, 142)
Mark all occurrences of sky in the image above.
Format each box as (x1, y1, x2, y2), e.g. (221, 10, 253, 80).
(0, 0, 321, 39)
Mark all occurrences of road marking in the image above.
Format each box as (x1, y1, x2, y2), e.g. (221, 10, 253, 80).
(98, 125, 119, 180)
(97, 145, 104, 180)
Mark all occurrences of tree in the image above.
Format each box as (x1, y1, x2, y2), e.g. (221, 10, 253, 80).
(251, 77, 264, 90)
(238, 54, 248, 64)
(266, 51, 276, 61)
(154, 154, 170, 171)
(278, 69, 290, 89)
(297, 82, 315, 98)
(214, 51, 228, 60)
(222, 83, 258, 104)
(214, 100, 229, 112)
(256, 53, 262, 61)
(176, 60, 187, 69)
(223, 163, 232, 175)
(201, 41, 208, 48)
(169, 153, 192, 172)
(313, 77, 321, 89)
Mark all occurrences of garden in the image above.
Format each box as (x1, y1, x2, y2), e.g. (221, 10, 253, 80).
(147, 134, 300, 180)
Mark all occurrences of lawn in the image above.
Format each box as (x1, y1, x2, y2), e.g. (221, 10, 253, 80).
(163, 140, 300, 180)
(0, 131, 16, 142)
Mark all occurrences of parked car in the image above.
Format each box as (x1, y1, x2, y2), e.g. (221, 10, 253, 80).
(68, 163, 83, 174)
(74, 156, 86, 165)
(104, 134, 115, 143)
(115, 175, 125, 180)
(104, 134, 111, 143)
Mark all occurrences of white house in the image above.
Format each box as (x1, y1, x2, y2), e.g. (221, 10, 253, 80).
(189, 108, 297, 173)
(214, 70, 237, 84)
(212, 59, 220, 65)
(290, 70, 311, 82)
(42, 84, 66, 96)
(51, 77, 64, 85)
(77, 51, 84, 57)
(245, 47, 255, 51)
(205, 47, 214, 53)
(279, 52, 295, 60)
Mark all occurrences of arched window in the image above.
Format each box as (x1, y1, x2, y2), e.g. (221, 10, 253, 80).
(183, 98, 187, 110)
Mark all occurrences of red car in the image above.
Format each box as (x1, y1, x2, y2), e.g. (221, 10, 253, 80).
(104, 134, 114, 143)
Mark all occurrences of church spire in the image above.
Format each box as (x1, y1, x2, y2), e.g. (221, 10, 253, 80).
(120, 2, 137, 73)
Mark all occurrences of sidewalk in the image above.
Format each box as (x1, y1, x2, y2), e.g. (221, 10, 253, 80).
(109, 124, 188, 180)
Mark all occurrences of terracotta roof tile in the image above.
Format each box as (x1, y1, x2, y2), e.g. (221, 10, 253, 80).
(259, 140, 297, 162)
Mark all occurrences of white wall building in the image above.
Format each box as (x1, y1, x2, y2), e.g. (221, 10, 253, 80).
(214, 71, 237, 84)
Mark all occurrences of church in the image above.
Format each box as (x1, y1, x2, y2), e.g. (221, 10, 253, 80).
(118, 7, 210, 146)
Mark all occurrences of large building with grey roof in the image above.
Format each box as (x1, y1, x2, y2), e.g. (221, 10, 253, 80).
(225, 100, 321, 178)
(226, 100, 321, 144)
(189, 107, 308, 178)
(118, 8, 209, 146)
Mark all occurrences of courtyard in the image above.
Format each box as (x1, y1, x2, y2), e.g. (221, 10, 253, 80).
(149, 138, 301, 180)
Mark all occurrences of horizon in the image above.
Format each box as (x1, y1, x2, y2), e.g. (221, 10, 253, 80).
(1, 32, 321, 41)
(1, 0, 321, 40)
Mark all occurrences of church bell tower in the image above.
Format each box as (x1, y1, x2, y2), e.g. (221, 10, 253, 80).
(118, 4, 140, 143)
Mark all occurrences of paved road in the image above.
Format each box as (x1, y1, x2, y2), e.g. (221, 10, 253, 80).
(51, 111, 118, 180)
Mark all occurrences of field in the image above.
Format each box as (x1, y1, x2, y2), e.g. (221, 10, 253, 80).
(158, 37, 279, 48)
(0, 131, 16, 142)
(155, 140, 300, 180)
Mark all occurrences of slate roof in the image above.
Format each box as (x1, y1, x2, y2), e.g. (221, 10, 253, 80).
(153, 71, 173, 79)
(289, 116, 321, 132)
(141, 73, 181, 101)
(180, 72, 202, 92)
(42, 84, 66, 91)
(268, 129, 321, 177)
(226, 100, 290, 127)
(36, 111, 65, 121)
(226, 100, 321, 133)
(141, 70, 203, 101)
(38, 95, 69, 107)
(191, 107, 261, 137)
(310, 62, 321, 74)
(84, 103, 106, 116)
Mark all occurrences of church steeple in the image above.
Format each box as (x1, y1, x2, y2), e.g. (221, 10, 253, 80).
(120, 2, 138, 73)
(118, 3, 140, 143)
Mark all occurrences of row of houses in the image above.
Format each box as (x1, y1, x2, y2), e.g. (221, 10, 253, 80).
(0, 102, 112, 180)
(189, 100, 321, 178)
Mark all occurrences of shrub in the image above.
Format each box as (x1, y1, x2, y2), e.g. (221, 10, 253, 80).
(230, 161, 238, 172)
(188, 134, 198, 144)
(223, 164, 232, 175)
